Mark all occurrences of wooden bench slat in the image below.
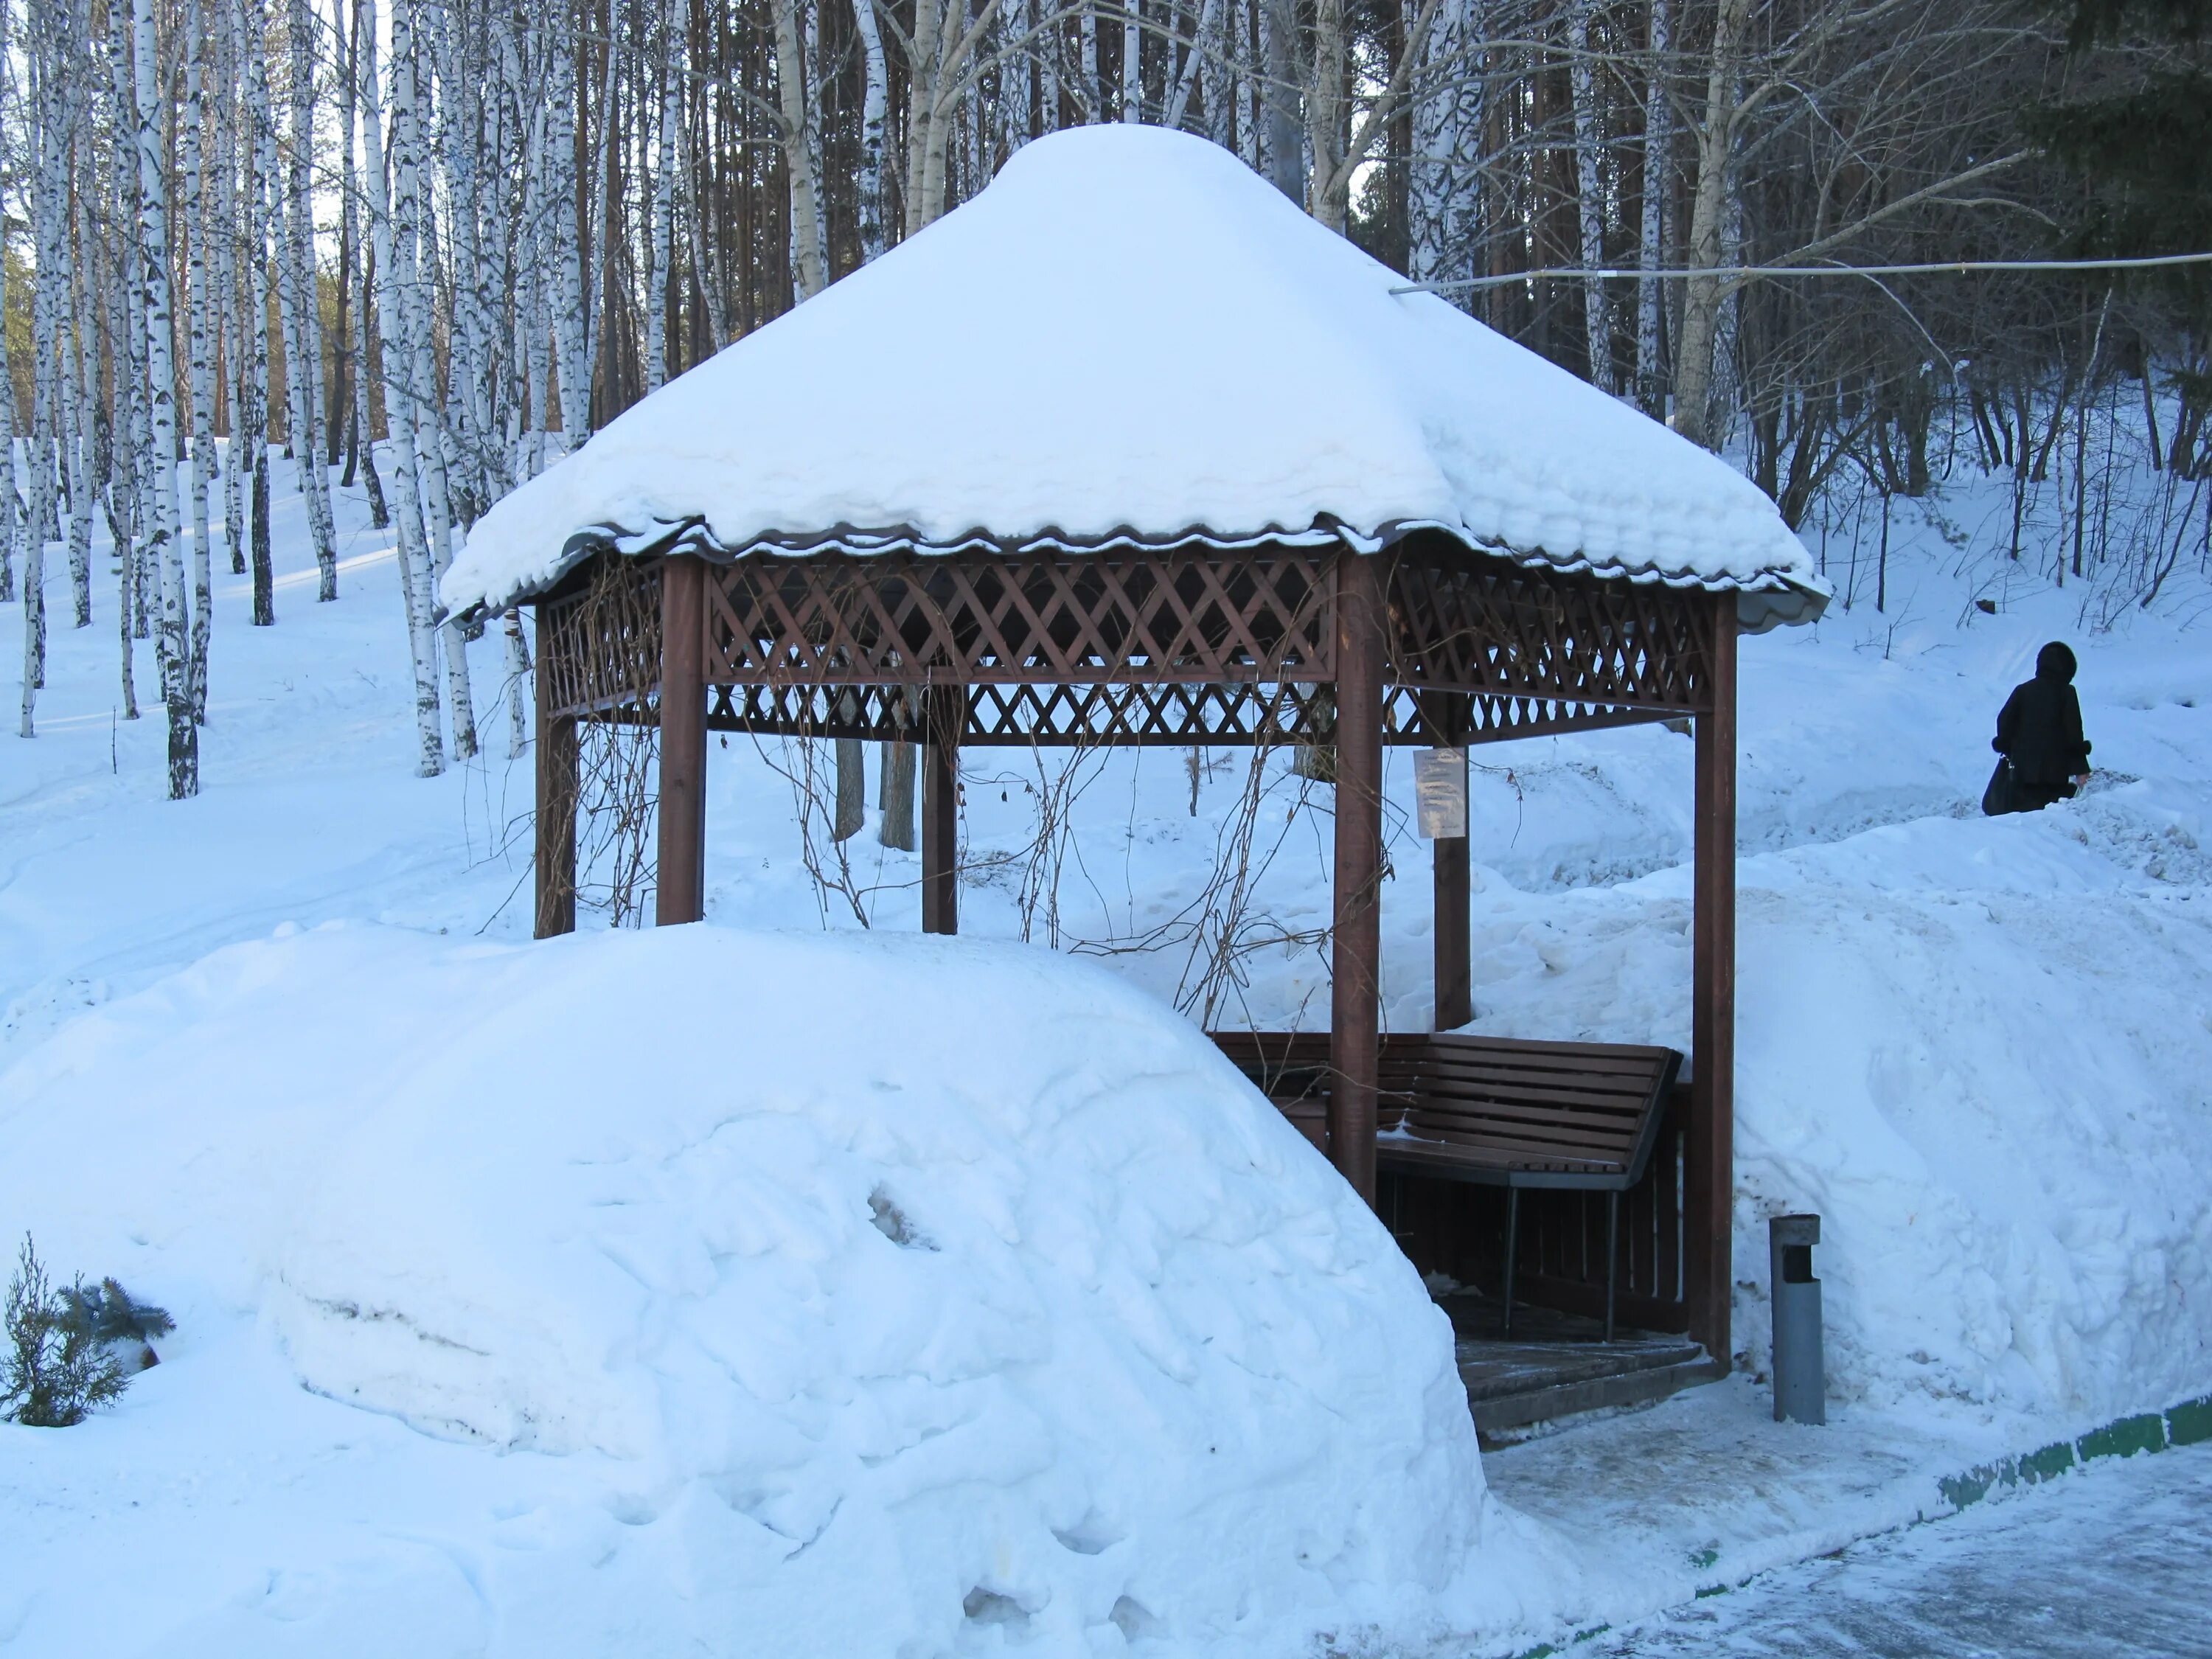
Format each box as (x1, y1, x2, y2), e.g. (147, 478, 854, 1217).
(1427, 1033, 1677, 1062)
(1212, 1029, 1682, 1200)
(1398, 1121, 1634, 1161)
(1421, 1049, 1667, 1081)
(1407, 1083, 1652, 1114)
(1407, 1101, 1647, 1136)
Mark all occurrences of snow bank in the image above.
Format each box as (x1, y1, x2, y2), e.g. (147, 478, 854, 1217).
(444, 125, 1814, 616)
(1461, 768, 2212, 1426)
(0, 922, 1544, 1655)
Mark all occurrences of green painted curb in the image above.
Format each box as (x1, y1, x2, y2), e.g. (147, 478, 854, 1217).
(1512, 1391, 2212, 1658)
(2078, 1412, 2166, 1462)
(2168, 1397, 2212, 1447)
(1940, 1390, 2212, 1516)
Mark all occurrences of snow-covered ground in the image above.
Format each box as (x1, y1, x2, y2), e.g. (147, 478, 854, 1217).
(4, 442, 2211, 1655)
(1582, 1436, 2212, 1657)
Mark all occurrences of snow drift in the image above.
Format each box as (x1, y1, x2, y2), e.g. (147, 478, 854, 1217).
(442, 124, 1816, 618)
(0, 922, 1528, 1655)
(1453, 738, 2212, 1425)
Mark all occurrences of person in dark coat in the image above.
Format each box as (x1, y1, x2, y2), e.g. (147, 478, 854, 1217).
(1992, 641, 2092, 813)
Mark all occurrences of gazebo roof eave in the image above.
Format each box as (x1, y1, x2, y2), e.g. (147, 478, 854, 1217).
(470, 514, 1828, 628)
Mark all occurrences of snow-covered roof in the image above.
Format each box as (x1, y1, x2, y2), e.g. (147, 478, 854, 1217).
(442, 124, 1824, 628)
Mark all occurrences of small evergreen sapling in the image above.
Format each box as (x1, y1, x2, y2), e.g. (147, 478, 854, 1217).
(2, 1235, 170, 1427)
(60, 1275, 175, 1370)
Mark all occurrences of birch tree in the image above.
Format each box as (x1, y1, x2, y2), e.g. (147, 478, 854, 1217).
(135, 0, 196, 796)
(1568, 0, 1613, 391)
(1634, 0, 1672, 415)
(1408, 0, 1484, 295)
(280, 0, 338, 598)
(369, 0, 448, 776)
(184, 0, 215, 723)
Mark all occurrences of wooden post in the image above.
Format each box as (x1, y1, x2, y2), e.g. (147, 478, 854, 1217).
(1430, 694, 1472, 1031)
(655, 556, 708, 926)
(534, 611, 577, 940)
(920, 684, 961, 934)
(1687, 592, 1739, 1364)
(1329, 551, 1386, 1207)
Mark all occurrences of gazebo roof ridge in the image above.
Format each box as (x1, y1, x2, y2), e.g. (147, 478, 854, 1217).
(444, 125, 1824, 627)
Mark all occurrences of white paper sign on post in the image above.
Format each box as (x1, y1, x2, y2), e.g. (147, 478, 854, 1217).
(1414, 747, 1467, 840)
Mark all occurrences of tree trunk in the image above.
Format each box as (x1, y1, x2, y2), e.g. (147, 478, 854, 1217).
(1635, 0, 1672, 416)
(773, 0, 828, 300)
(284, 0, 338, 600)
(136, 0, 198, 797)
(366, 0, 447, 776)
(185, 0, 215, 725)
(1409, 0, 1482, 295)
(1672, 0, 1750, 451)
(1569, 0, 1612, 391)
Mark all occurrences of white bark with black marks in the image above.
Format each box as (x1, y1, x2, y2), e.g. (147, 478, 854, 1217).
(135, 0, 197, 797)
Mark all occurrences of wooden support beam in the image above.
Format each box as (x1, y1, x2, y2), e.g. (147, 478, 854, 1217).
(1687, 594, 1739, 1365)
(534, 612, 577, 939)
(1430, 694, 1472, 1031)
(1329, 552, 1386, 1207)
(921, 684, 962, 934)
(655, 556, 709, 926)
(1433, 835, 1471, 1029)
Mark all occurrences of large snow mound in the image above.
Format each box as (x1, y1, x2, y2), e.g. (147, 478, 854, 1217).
(0, 922, 1532, 1655)
(1458, 766, 2212, 1425)
(444, 125, 1813, 616)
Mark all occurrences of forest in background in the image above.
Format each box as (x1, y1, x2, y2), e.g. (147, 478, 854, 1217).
(1, 0, 2207, 798)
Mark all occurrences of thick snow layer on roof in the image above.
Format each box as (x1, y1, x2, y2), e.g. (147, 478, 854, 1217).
(442, 125, 1816, 617)
(0, 923, 1562, 1655)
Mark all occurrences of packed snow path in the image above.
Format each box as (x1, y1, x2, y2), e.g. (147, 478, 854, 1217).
(1582, 1443, 2212, 1658)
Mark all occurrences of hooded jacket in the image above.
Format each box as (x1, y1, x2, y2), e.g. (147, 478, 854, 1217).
(1994, 642, 2091, 787)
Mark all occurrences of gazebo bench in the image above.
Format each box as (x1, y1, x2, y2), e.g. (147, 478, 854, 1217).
(1211, 1031, 1682, 1343)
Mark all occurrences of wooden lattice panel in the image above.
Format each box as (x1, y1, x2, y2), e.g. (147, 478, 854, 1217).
(707, 680, 1333, 746)
(539, 543, 1722, 738)
(537, 555, 664, 720)
(700, 548, 1335, 686)
(1388, 542, 1717, 714)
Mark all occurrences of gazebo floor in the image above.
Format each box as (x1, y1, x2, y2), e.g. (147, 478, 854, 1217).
(1436, 1292, 1725, 1444)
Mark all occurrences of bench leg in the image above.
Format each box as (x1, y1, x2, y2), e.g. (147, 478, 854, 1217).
(1604, 1190, 1621, 1343)
(1500, 1187, 1521, 1339)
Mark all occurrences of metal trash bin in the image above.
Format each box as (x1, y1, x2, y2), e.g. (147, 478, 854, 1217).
(1769, 1214, 1825, 1425)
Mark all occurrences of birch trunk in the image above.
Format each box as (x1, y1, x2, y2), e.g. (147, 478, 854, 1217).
(0, 225, 16, 608)
(1006, 0, 1034, 145)
(549, 34, 591, 449)
(855, 0, 890, 257)
(1672, 0, 1750, 451)
(367, 0, 447, 776)
(186, 0, 215, 723)
(1408, 0, 1481, 294)
(393, 0, 476, 760)
(136, 0, 198, 797)
(243, 0, 277, 619)
(212, 4, 245, 575)
(0, 0, 14, 609)
(338, 0, 389, 526)
(1122, 0, 1141, 122)
(1634, 0, 1671, 416)
(283, 0, 338, 600)
(1568, 0, 1612, 392)
(773, 0, 828, 300)
(20, 67, 57, 734)
(1307, 0, 1347, 227)
(647, 0, 678, 392)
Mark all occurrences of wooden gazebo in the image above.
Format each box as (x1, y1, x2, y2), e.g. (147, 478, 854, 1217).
(446, 125, 1825, 1371)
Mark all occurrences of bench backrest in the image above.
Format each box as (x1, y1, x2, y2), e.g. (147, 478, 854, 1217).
(1210, 1029, 1681, 1186)
(1386, 1034, 1680, 1185)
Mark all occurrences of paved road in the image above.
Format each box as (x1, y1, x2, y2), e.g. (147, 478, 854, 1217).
(1585, 1440, 2212, 1658)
